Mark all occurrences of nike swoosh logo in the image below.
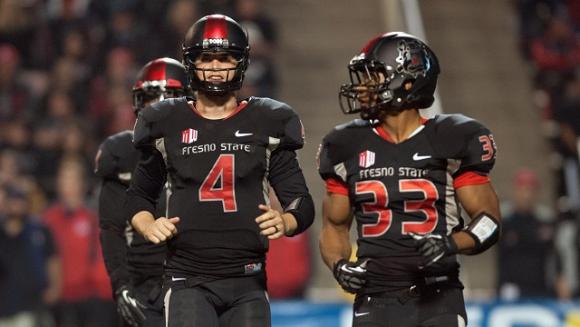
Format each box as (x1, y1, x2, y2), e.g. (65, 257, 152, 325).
(171, 277, 186, 282)
(413, 153, 431, 161)
(235, 130, 253, 137)
(354, 312, 370, 317)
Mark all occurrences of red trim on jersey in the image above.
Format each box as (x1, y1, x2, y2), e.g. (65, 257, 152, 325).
(453, 171, 490, 189)
(373, 117, 430, 143)
(188, 100, 248, 119)
(203, 15, 228, 40)
(325, 178, 349, 195)
(374, 125, 394, 142)
(224, 101, 248, 119)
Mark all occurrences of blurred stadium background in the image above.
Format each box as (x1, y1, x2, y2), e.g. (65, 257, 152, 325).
(0, 0, 578, 326)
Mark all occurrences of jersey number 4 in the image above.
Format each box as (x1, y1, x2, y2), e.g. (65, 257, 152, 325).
(356, 179, 439, 237)
(199, 154, 238, 212)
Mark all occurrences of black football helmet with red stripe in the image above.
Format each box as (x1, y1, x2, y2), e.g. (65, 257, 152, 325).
(339, 32, 440, 120)
(132, 57, 190, 113)
(182, 14, 250, 95)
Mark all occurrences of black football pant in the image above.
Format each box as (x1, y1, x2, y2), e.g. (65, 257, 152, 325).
(120, 277, 165, 327)
(164, 274, 270, 327)
(353, 286, 467, 327)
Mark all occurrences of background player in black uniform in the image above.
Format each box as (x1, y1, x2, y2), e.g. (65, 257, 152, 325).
(95, 57, 190, 327)
(318, 32, 501, 327)
(126, 15, 314, 327)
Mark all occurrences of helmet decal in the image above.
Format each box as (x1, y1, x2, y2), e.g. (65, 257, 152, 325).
(136, 59, 166, 88)
(202, 15, 229, 48)
(395, 39, 431, 78)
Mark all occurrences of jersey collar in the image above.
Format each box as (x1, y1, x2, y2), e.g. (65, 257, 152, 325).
(188, 98, 249, 120)
(372, 116, 430, 144)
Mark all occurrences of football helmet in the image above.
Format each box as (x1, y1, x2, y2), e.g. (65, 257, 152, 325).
(132, 57, 189, 113)
(339, 32, 440, 120)
(182, 14, 250, 95)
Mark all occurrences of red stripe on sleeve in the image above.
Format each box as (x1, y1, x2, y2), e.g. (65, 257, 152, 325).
(326, 178, 349, 195)
(453, 171, 490, 189)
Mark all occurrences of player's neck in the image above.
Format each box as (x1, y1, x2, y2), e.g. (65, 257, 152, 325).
(195, 93, 238, 119)
(379, 109, 423, 143)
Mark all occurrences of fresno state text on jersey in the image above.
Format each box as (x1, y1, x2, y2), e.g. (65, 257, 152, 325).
(318, 114, 496, 293)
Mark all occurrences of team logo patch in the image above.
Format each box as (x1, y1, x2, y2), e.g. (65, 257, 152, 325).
(359, 150, 375, 168)
(181, 128, 198, 144)
(244, 262, 263, 274)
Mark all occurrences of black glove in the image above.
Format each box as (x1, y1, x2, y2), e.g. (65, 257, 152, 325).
(333, 259, 368, 294)
(115, 285, 147, 327)
(410, 233, 458, 268)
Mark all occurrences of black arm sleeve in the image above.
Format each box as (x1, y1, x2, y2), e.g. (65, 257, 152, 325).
(126, 146, 167, 219)
(268, 149, 314, 236)
(99, 178, 131, 292)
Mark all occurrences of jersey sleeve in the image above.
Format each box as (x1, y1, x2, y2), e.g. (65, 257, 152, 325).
(261, 98, 304, 151)
(452, 121, 497, 188)
(268, 149, 314, 236)
(98, 179, 131, 292)
(126, 146, 167, 218)
(318, 133, 349, 195)
(457, 125, 497, 175)
(279, 110, 304, 151)
(94, 139, 117, 179)
(133, 100, 173, 148)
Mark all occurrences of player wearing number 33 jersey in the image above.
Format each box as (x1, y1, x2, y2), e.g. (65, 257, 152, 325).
(319, 114, 496, 291)
(318, 32, 501, 327)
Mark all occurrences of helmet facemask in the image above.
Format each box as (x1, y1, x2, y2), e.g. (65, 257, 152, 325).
(339, 34, 440, 120)
(183, 48, 248, 96)
(339, 59, 404, 120)
(133, 81, 186, 113)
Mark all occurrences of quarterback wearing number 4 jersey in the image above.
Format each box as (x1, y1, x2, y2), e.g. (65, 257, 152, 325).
(130, 95, 311, 277)
(319, 32, 501, 327)
(127, 14, 314, 327)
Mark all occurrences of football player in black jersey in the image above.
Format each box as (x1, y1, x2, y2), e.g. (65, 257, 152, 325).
(95, 57, 190, 327)
(318, 32, 501, 327)
(126, 15, 314, 327)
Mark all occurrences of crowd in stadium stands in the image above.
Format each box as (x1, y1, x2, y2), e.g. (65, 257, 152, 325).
(0, 1, 313, 326)
(496, 0, 579, 301)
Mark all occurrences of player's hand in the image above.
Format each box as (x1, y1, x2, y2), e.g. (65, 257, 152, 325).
(115, 285, 146, 327)
(143, 217, 180, 244)
(255, 204, 286, 239)
(333, 258, 368, 294)
(410, 232, 458, 268)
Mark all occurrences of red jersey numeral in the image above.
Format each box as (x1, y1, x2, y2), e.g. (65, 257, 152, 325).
(479, 135, 495, 161)
(356, 181, 392, 237)
(355, 178, 439, 237)
(199, 154, 237, 212)
(400, 179, 439, 234)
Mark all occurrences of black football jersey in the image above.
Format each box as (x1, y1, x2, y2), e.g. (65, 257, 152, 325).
(319, 114, 497, 293)
(95, 130, 166, 289)
(128, 96, 310, 278)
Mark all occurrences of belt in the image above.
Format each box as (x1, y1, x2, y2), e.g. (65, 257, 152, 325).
(369, 275, 457, 304)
